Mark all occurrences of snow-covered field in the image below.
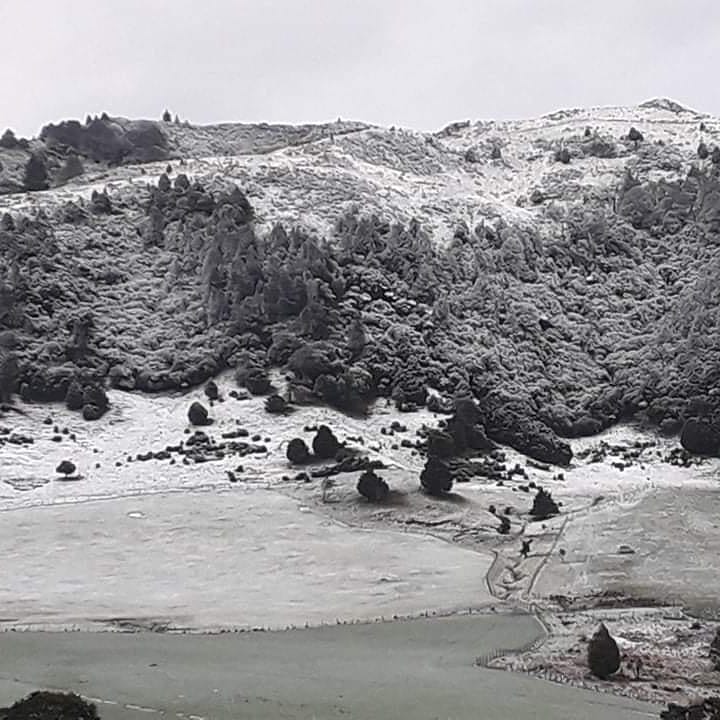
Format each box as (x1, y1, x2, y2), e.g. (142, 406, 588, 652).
(2, 372, 719, 634)
(0, 374, 497, 631)
(0, 490, 493, 631)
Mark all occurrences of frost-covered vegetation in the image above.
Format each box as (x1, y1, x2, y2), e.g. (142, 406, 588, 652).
(3, 102, 720, 465)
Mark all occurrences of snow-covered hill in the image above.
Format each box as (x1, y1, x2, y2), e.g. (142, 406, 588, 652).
(2, 97, 720, 464)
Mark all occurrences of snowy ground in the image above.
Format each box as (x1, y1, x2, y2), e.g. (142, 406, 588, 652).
(2, 374, 719, 629)
(490, 607, 720, 708)
(2, 372, 719, 707)
(0, 490, 493, 632)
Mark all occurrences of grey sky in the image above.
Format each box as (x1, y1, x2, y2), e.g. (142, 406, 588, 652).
(2, 0, 719, 137)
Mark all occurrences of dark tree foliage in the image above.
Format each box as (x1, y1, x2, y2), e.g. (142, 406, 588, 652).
(627, 127, 644, 144)
(162, 109, 172, 122)
(347, 315, 367, 357)
(680, 418, 720, 455)
(587, 623, 621, 679)
(56, 153, 85, 184)
(555, 148, 571, 164)
(312, 424, 340, 459)
(23, 153, 49, 191)
(710, 628, 720, 670)
(0, 349, 18, 403)
(204, 380, 219, 400)
(188, 401, 210, 426)
(287, 437, 311, 464)
(264, 394, 289, 414)
(420, 456, 453, 495)
(357, 468, 389, 502)
(0, 128, 18, 149)
(56, 460, 76, 477)
(65, 379, 84, 411)
(1, 691, 99, 720)
(529, 487, 559, 519)
(426, 429, 456, 458)
(245, 368, 272, 395)
(698, 142, 710, 160)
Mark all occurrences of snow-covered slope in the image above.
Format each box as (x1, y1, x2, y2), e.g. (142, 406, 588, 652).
(4, 98, 714, 240)
(2, 97, 720, 458)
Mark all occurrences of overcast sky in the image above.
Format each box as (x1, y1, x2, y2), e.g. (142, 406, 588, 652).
(1, 0, 719, 136)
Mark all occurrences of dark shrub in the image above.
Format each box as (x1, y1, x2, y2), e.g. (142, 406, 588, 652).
(188, 401, 210, 426)
(245, 368, 272, 395)
(57, 153, 84, 184)
(287, 437, 311, 464)
(357, 469, 389, 502)
(264, 394, 288, 414)
(0, 349, 18, 403)
(162, 109, 172, 122)
(312, 424, 340, 459)
(555, 148, 571, 164)
(698, 142, 710, 160)
(23, 153, 49, 191)
(90, 190, 112, 214)
(56, 460, 76, 477)
(2, 690, 99, 720)
(313, 373, 347, 407)
(288, 342, 341, 382)
(530, 487, 559, 519)
(420, 456, 453, 495)
(711, 628, 720, 670)
(627, 127, 644, 143)
(65, 380, 84, 411)
(267, 331, 303, 365)
(587, 623, 621, 679)
(680, 418, 720, 455)
(204, 380, 219, 401)
(82, 383, 108, 411)
(0, 128, 18, 149)
(82, 404, 104, 421)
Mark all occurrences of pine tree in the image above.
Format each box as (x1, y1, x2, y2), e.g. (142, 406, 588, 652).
(587, 624, 620, 679)
(23, 153, 49, 191)
(0, 128, 18, 149)
(347, 315, 367, 357)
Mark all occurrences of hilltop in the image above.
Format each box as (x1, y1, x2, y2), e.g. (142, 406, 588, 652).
(2, 98, 720, 463)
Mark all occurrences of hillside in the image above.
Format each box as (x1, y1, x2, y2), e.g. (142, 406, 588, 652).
(2, 98, 720, 464)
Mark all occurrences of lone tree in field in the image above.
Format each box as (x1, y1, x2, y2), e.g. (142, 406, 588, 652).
(162, 109, 172, 122)
(2, 690, 100, 720)
(312, 424, 341, 459)
(420, 456, 453, 496)
(357, 468, 389, 502)
(187, 401, 210, 426)
(287, 437, 311, 464)
(530, 487, 559, 519)
(56, 460, 77, 478)
(587, 623, 621, 679)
